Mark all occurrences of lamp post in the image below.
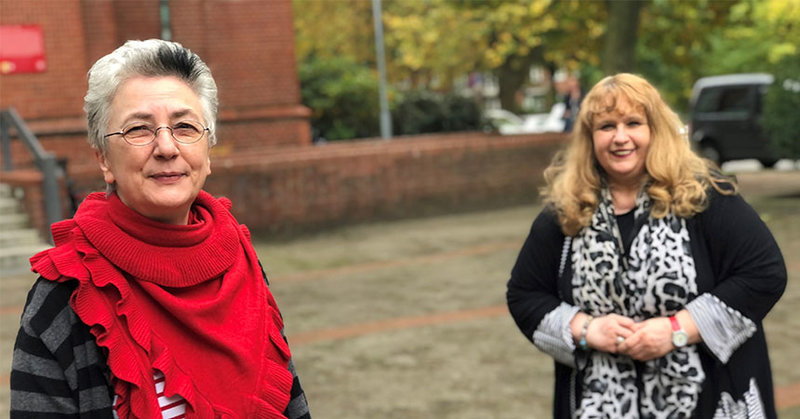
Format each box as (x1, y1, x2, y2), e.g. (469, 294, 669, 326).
(372, 0, 392, 139)
(160, 0, 172, 41)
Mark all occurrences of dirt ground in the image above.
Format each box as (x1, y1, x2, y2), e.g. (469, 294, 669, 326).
(1, 169, 798, 418)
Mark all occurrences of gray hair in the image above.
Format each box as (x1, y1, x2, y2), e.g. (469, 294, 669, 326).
(84, 39, 218, 153)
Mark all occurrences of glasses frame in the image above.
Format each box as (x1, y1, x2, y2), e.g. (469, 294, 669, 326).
(103, 121, 210, 147)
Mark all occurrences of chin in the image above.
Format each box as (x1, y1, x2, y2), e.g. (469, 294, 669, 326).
(144, 194, 195, 211)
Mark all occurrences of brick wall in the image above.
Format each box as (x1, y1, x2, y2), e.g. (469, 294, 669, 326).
(1, 0, 310, 170)
(169, 0, 311, 148)
(17, 132, 565, 239)
(207, 132, 565, 234)
(1, 1, 564, 241)
(0, 1, 88, 122)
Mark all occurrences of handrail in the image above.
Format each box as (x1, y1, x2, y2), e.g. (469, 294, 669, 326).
(0, 107, 64, 242)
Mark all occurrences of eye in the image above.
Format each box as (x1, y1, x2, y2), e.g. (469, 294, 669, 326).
(122, 124, 153, 138)
(173, 121, 202, 134)
(597, 123, 615, 131)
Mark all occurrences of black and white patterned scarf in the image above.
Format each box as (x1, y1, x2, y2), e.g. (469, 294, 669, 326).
(570, 188, 705, 418)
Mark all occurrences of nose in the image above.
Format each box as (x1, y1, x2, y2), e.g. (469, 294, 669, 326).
(152, 126, 180, 158)
(612, 123, 630, 143)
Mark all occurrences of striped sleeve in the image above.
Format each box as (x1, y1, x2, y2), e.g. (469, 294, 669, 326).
(260, 262, 311, 419)
(532, 302, 580, 367)
(11, 278, 114, 418)
(686, 293, 756, 364)
(284, 358, 311, 419)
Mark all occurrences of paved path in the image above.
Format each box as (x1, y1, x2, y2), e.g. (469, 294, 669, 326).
(1, 168, 798, 417)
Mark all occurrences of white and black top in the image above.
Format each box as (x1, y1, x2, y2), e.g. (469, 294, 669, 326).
(507, 187, 786, 418)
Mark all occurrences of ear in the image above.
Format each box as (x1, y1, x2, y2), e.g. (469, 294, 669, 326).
(205, 155, 211, 176)
(95, 150, 116, 185)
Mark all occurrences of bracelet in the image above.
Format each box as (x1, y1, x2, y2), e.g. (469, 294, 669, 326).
(578, 315, 594, 351)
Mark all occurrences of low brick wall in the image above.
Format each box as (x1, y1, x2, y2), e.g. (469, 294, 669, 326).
(206, 132, 565, 234)
(6, 131, 567, 238)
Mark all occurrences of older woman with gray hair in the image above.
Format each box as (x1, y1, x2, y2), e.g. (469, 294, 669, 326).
(11, 39, 310, 418)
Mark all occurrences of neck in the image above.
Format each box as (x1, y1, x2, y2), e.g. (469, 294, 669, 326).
(609, 182, 642, 214)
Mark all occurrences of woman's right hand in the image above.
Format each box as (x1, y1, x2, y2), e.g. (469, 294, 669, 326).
(572, 313, 636, 353)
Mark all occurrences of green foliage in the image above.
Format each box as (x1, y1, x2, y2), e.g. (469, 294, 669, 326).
(299, 57, 482, 140)
(701, 0, 798, 76)
(440, 94, 484, 132)
(392, 92, 482, 136)
(298, 57, 380, 140)
(293, 0, 799, 139)
(636, 0, 739, 114)
(392, 92, 442, 135)
(293, 0, 376, 66)
(763, 54, 800, 159)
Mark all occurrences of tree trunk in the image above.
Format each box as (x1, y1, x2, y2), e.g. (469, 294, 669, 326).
(603, 0, 644, 75)
(496, 46, 544, 113)
(497, 60, 528, 113)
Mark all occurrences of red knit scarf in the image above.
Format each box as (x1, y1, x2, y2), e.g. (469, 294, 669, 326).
(31, 191, 293, 418)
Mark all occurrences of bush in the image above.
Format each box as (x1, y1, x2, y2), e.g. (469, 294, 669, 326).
(440, 94, 484, 132)
(391, 91, 443, 135)
(300, 58, 483, 140)
(392, 91, 482, 136)
(299, 57, 380, 141)
(763, 54, 800, 160)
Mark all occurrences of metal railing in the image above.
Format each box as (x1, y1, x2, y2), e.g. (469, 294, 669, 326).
(0, 108, 64, 242)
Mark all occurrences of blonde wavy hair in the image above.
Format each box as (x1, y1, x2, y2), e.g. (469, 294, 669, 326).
(542, 73, 736, 236)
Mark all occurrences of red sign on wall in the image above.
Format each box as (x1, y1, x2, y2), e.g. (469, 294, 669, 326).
(0, 25, 47, 75)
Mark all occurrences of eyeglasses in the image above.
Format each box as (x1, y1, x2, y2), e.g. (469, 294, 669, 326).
(104, 120, 210, 146)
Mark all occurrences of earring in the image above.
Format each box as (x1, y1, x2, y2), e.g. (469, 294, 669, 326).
(105, 182, 116, 198)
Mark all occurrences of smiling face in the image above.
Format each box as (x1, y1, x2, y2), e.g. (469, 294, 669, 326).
(96, 76, 211, 225)
(591, 97, 651, 189)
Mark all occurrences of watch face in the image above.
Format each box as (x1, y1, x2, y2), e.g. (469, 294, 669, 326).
(672, 331, 689, 347)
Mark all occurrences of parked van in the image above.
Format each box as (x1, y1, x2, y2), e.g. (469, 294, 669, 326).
(689, 73, 779, 167)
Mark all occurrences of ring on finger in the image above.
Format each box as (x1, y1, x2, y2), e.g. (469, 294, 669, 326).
(616, 336, 625, 345)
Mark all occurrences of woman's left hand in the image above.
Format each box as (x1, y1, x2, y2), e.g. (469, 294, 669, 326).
(616, 317, 673, 361)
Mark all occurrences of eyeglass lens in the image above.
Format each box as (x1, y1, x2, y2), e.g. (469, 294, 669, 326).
(121, 121, 205, 145)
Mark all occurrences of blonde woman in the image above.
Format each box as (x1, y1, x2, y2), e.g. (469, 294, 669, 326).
(507, 73, 785, 418)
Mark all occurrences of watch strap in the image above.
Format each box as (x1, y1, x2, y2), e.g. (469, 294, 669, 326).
(669, 315, 681, 331)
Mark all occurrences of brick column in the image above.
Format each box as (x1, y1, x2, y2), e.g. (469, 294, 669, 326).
(170, 0, 312, 153)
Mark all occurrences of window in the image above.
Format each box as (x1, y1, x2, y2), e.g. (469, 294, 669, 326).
(695, 88, 722, 113)
(717, 87, 751, 112)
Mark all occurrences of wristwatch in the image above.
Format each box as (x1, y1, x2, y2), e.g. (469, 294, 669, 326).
(670, 315, 689, 348)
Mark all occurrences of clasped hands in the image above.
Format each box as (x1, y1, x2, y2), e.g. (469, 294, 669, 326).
(572, 313, 679, 361)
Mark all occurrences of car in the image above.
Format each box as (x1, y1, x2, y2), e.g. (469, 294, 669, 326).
(484, 103, 566, 135)
(689, 73, 780, 167)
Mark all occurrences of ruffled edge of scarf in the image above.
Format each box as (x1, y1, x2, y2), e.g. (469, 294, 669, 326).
(30, 215, 294, 417)
(31, 219, 214, 417)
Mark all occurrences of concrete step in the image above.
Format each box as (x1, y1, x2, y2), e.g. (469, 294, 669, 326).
(0, 196, 21, 213)
(0, 183, 49, 275)
(0, 213, 31, 230)
(0, 228, 44, 247)
(0, 243, 50, 277)
(0, 183, 22, 198)
(0, 183, 15, 198)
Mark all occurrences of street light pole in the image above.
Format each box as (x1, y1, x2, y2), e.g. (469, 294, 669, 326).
(372, 0, 392, 139)
(160, 0, 172, 41)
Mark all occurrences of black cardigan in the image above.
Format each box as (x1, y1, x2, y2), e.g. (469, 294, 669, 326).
(507, 189, 786, 418)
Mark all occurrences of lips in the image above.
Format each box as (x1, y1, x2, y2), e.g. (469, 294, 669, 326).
(149, 171, 186, 182)
(611, 149, 634, 157)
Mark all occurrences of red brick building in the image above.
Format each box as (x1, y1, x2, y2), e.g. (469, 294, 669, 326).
(0, 0, 311, 171)
(1, 0, 562, 239)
